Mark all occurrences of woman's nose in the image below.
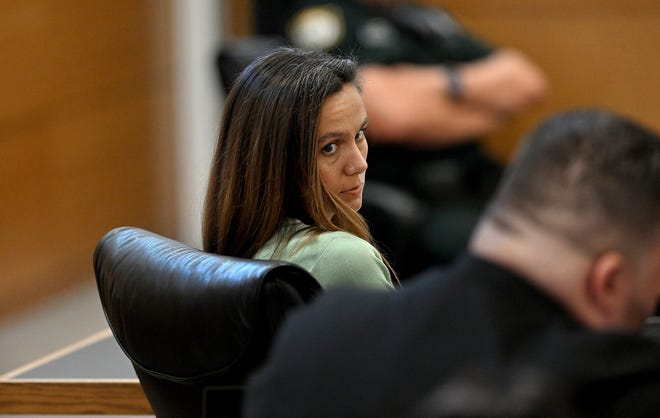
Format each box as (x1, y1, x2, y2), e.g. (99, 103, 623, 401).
(345, 143, 368, 175)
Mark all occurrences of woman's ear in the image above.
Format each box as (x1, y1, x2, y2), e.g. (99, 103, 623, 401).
(585, 250, 630, 326)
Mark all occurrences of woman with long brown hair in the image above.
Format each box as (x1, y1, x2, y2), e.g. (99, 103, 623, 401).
(203, 48, 394, 289)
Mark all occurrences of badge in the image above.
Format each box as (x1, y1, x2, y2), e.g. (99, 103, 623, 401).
(287, 5, 345, 50)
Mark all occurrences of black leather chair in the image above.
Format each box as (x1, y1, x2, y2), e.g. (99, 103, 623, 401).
(94, 226, 321, 418)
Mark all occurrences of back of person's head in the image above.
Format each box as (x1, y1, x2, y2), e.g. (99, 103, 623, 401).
(487, 108, 660, 258)
(203, 47, 369, 257)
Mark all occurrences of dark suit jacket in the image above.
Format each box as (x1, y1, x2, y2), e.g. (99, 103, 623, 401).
(244, 255, 660, 417)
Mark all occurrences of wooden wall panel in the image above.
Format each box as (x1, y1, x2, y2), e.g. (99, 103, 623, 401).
(227, 0, 253, 35)
(0, 1, 175, 319)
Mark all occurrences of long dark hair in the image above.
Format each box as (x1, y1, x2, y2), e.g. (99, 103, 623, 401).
(203, 48, 380, 261)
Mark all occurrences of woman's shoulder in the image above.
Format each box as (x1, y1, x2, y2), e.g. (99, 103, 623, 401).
(307, 230, 393, 290)
(314, 229, 378, 254)
(254, 220, 393, 290)
(270, 220, 378, 258)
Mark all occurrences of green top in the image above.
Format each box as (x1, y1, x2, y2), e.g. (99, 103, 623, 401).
(253, 220, 393, 290)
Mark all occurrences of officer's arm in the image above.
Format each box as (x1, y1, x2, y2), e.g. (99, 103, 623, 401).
(360, 48, 548, 147)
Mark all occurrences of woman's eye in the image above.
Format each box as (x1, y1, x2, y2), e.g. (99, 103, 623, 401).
(322, 143, 338, 155)
(356, 129, 366, 141)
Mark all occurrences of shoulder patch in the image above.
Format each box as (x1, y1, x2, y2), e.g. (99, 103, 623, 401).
(357, 17, 399, 49)
(287, 5, 345, 50)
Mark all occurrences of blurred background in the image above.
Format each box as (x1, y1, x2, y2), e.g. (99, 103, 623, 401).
(1, 0, 659, 375)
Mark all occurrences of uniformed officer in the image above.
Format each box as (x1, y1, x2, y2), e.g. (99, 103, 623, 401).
(254, 0, 548, 278)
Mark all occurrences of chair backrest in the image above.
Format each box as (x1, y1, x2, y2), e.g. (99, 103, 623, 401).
(93, 226, 322, 418)
(644, 316, 660, 343)
(215, 36, 285, 94)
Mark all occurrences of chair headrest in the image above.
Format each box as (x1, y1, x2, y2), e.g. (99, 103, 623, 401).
(215, 36, 286, 94)
(94, 226, 321, 383)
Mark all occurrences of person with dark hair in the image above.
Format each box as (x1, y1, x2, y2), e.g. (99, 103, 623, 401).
(243, 108, 660, 418)
(250, 0, 548, 278)
(203, 47, 394, 290)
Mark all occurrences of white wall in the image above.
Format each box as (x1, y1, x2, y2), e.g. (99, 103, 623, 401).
(170, 0, 224, 248)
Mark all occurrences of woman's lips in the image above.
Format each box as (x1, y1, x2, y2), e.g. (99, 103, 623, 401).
(341, 185, 363, 196)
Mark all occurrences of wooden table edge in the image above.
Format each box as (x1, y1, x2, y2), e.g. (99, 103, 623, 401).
(0, 378, 153, 414)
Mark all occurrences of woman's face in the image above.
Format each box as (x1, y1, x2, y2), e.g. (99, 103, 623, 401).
(316, 83, 369, 211)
